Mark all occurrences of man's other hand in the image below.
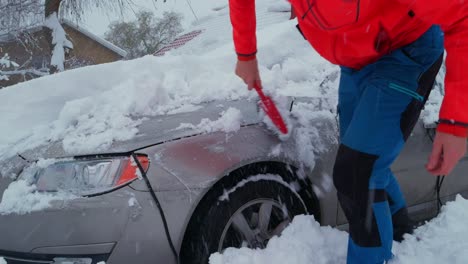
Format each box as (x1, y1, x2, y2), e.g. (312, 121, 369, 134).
(426, 131, 467, 176)
(235, 59, 261, 90)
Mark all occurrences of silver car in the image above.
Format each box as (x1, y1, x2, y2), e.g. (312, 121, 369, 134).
(0, 95, 467, 264)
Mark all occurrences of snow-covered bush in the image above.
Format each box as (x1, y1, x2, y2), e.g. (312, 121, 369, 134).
(0, 53, 19, 82)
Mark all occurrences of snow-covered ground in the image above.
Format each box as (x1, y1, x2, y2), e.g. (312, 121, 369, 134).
(210, 195, 468, 264)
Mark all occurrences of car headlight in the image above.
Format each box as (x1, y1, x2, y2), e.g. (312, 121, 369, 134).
(20, 155, 149, 196)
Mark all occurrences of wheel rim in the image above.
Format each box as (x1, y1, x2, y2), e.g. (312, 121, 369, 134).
(218, 198, 292, 252)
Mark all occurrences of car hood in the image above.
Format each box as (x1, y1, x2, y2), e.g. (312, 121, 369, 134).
(0, 99, 265, 177)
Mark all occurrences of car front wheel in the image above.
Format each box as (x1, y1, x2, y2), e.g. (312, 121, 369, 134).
(180, 165, 314, 264)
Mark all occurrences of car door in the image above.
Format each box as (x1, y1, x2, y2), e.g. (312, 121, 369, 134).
(335, 119, 440, 225)
(391, 120, 439, 221)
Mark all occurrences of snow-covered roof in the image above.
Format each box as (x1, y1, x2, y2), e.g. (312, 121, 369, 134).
(0, 18, 127, 58)
(157, 2, 291, 57)
(61, 19, 127, 58)
(154, 30, 204, 56)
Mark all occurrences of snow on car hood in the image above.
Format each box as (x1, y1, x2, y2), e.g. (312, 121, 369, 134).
(0, 15, 339, 167)
(0, 55, 248, 159)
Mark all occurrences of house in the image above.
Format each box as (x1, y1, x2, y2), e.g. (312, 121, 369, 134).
(0, 19, 127, 88)
(154, 30, 204, 57)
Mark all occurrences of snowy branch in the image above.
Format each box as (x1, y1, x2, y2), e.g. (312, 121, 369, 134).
(0, 0, 44, 36)
(44, 12, 73, 72)
(0, 53, 49, 85)
(1, 68, 49, 78)
(0, 54, 19, 81)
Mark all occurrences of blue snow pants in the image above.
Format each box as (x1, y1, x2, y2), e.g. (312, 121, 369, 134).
(333, 25, 444, 264)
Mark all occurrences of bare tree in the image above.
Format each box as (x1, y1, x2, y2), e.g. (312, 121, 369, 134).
(105, 11, 183, 59)
(0, 0, 165, 33)
(0, 0, 44, 36)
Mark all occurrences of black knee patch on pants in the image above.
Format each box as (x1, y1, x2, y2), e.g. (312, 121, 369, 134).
(400, 55, 443, 140)
(333, 144, 378, 198)
(333, 144, 386, 247)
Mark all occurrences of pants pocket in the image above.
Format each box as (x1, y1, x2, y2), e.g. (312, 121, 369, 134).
(399, 25, 444, 70)
(399, 54, 443, 140)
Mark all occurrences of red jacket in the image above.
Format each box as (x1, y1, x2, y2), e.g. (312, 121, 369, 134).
(229, 0, 468, 137)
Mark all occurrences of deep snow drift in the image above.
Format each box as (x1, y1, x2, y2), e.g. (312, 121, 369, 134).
(210, 195, 468, 264)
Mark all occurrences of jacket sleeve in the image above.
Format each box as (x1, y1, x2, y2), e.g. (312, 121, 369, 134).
(229, 0, 257, 61)
(400, 0, 468, 137)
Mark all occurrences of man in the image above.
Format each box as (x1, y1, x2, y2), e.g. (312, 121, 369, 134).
(229, 0, 467, 263)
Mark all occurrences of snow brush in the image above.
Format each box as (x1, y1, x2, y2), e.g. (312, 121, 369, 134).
(253, 83, 289, 135)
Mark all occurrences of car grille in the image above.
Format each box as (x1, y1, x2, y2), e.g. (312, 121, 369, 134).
(1, 256, 52, 264)
(0, 252, 109, 264)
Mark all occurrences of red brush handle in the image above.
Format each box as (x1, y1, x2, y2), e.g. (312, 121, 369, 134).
(253, 83, 288, 134)
(253, 83, 267, 100)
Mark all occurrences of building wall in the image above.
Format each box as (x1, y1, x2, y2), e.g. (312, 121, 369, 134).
(0, 29, 51, 87)
(63, 25, 122, 65)
(1, 25, 124, 88)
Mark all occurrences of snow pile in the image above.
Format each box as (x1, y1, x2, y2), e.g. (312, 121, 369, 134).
(291, 102, 338, 169)
(177, 107, 243, 134)
(210, 195, 468, 264)
(264, 100, 338, 195)
(0, 158, 76, 215)
(209, 214, 347, 264)
(392, 195, 468, 263)
(0, 0, 336, 162)
(0, 54, 248, 159)
(0, 180, 73, 215)
(421, 88, 443, 127)
(421, 64, 445, 127)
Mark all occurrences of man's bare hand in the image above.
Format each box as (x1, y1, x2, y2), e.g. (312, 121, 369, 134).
(426, 131, 467, 176)
(235, 59, 261, 90)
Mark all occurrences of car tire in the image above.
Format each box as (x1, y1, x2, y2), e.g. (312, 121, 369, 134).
(180, 163, 315, 264)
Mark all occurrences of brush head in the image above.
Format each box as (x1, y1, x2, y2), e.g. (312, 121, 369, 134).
(254, 83, 289, 135)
